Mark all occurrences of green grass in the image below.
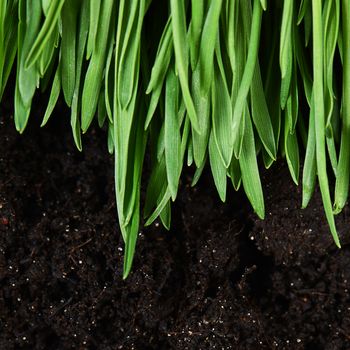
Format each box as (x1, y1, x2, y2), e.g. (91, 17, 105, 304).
(0, 0, 347, 277)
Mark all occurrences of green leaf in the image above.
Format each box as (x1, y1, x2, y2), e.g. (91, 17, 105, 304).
(191, 67, 211, 167)
(279, 0, 293, 109)
(284, 115, 300, 185)
(212, 56, 233, 168)
(0, 1, 18, 100)
(0, 0, 8, 90)
(159, 200, 171, 230)
(259, 0, 267, 11)
(38, 24, 58, 77)
(297, 0, 310, 25)
(70, 0, 89, 151)
(60, 0, 79, 106)
(86, 0, 101, 59)
(144, 156, 167, 219)
(117, 2, 145, 111)
(209, 130, 227, 202)
(197, 0, 223, 95)
(239, 106, 265, 219)
(81, 0, 114, 132)
(170, 0, 200, 132)
(312, 0, 340, 246)
(334, 0, 350, 215)
(122, 191, 141, 279)
(25, 0, 65, 69)
(18, 0, 41, 107)
(295, 28, 312, 105)
(104, 37, 115, 124)
(107, 120, 114, 154)
(189, 0, 204, 69)
(98, 89, 107, 128)
(146, 17, 173, 94)
(165, 67, 182, 200)
(227, 155, 241, 191)
(232, 0, 262, 158)
(145, 187, 172, 227)
(41, 63, 61, 126)
(250, 63, 276, 159)
(323, 0, 340, 129)
(302, 92, 316, 208)
(191, 158, 206, 187)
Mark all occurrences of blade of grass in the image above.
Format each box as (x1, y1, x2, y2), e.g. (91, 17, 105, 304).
(239, 105, 265, 219)
(209, 130, 227, 201)
(232, 0, 262, 158)
(98, 89, 107, 128)
(41, 63, 61, 126)
(70, 0, 89, 151)
(146, 17, 172, 94)
(0, 1, 18, 100)
(324, 0, 340, 129)
(25, 0, 65, 69)
(302, 92, 316, 208)
(165, 67, 181, 200)
(284, 114, 300, 185)
(250, 62, 277, 159)
(0, 0, 7, 89)
(38, 24, 58, 77)
(312, 0, 340, 246)
(60, 0, 79, 107)
(104, 40, 115, 124)
(228, 155, 241, 191)
(18, 0, 41, 107)
(86, 0, 101, 59)
(334, 0, 350, 215)
(170, 0, 199, 132)
(81, 0, 114, 132)
(189, 0, 204, 69)
(279, 0, 293, 109)
(212, 52, 233, 168)
(191, 0, 224, 167)
(159, 200, 171, 230)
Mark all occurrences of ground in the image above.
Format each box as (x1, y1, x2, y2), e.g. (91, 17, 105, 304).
(1, 100, 350, 349)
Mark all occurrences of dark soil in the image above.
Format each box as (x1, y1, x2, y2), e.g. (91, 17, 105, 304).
(1, 100, 350, 350)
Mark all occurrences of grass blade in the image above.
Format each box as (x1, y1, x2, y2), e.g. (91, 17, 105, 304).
(302, 92, 316, 208)
(209, 130, 227, 202)
(232, 0, 262, 158)
(165, 67, 181, 200)
(41, 63, 61, 126)
(312, 0, 340, 246)
(25, 0, 65, 69)
(170, 0, 199, 132)
(146, 17, 173, 94)
(239, 106, 264, 219)
(81, 0, 114, 132)
(250, 63, 276, 159)
(86, 0, 101, 59)
(60, 0, 79, 106)
(212, 54, 233, 168)
(284, 115, 300, 185)
(279, 0, 293, 109)
(334, 0, 350, 215)
(70, 0, 89, 151)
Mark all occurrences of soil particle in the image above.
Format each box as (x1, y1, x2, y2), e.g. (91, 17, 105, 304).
(1, 102, 350, 349)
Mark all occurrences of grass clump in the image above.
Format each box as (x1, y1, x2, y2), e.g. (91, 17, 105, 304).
(0, 0, 347, 277)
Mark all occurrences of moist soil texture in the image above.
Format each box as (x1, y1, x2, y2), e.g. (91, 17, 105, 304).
(1, 99, 350, 350)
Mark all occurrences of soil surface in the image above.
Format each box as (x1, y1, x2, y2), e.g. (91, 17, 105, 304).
(1, 99, 350, 350)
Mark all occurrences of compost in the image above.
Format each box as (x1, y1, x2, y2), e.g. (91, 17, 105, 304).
(1, 101, 350, 349)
